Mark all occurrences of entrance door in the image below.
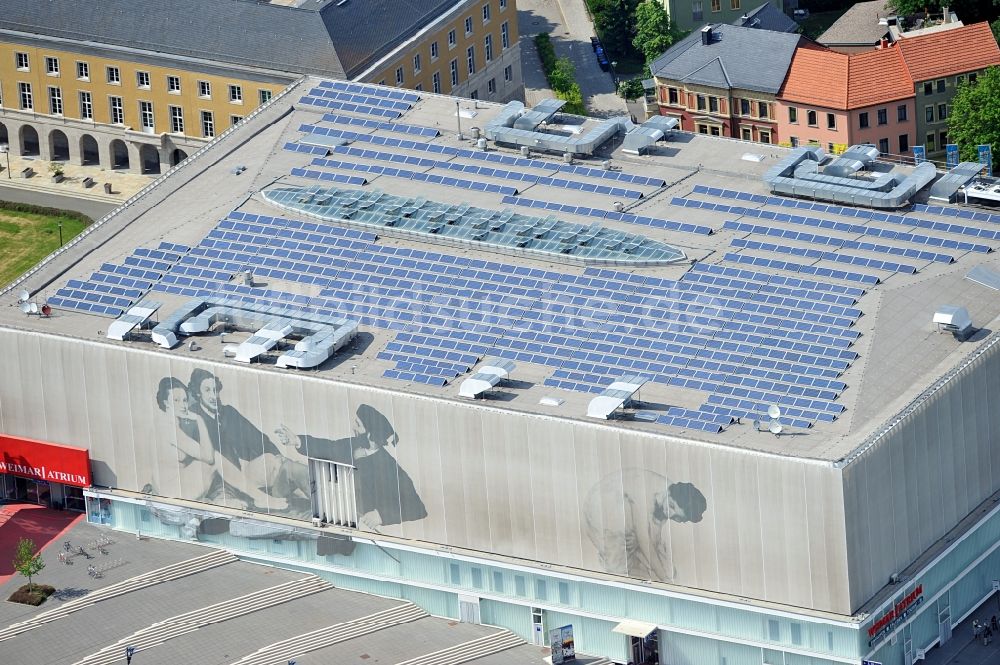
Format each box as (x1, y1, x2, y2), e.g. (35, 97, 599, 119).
(938, 605, 952, 646)
(26, 480, 50, 506)
(64, 486, 86, 512)
(531, 607, 545, 645)
(630, 630, 659, 665)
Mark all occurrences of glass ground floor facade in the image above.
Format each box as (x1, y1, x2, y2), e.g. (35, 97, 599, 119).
(84, 490, 1000, 665)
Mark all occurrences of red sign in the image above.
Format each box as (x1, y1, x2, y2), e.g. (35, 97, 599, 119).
(868, 585, 923, 638)
(0, 434, 91, 487)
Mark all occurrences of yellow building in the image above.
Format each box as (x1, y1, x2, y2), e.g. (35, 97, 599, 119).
(0, 0, 522, 174)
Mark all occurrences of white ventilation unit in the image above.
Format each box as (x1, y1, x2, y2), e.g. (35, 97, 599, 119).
(459, 357, 516, 398)
(106, 301, 162, 340)
(587, 375, 649, 419)
(932, 305, 972, 339)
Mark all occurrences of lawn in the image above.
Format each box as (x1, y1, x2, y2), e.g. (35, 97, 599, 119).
(0, 205, 90, 288)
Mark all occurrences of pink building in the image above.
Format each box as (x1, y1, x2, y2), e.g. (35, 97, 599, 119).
(776, 42, 915, 157)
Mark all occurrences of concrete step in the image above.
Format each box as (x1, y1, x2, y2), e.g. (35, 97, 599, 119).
(395, 629, 525, 665)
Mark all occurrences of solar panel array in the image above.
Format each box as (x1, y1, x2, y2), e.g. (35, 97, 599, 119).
(503, 196, 714, 236)
(48, 242, 188, 317)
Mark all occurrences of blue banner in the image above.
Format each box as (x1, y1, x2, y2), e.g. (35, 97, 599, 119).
(912, 145, 926, 164)
(946, 144, 959, 168)
(979, 144, 992, 176)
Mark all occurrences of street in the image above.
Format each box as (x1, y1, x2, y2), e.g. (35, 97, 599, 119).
(0, 182, 117, 221)
(517, 0, 627, 117)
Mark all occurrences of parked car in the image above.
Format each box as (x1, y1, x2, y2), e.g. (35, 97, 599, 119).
(595, 46, 610, 71)
(590, 36, 601, 51)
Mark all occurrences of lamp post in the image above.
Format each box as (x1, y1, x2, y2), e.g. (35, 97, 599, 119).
(58, 221, 63, 247)
(0, 143, 10, 179)
(611, 61, 619, 88)
(455, 100, 464, 141)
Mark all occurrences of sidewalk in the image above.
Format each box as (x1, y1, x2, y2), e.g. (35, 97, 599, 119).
(918, 598, 1000, 665)
(0, 504, 82, 584)
(0, 152, 151, 206)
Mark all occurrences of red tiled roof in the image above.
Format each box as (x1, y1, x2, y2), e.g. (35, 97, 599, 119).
(779, 42, 849, 109)
(847, 46, 913, 108)
(896, 22, 1000, 81)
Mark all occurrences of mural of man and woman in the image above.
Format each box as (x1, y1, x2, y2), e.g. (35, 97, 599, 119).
(153, 369, 427, 529)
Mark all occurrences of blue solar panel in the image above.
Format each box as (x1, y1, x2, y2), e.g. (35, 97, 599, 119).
(317, 79, 421, 104)
(299, 96, 403, 119)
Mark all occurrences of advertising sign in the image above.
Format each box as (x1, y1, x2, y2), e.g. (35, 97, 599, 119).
(979, 144, 992, 176)
(946, 144, 960, 168)
(0, 434, 91, 487)
(549, 624, 575, 664)
(912, 145, 926, 164)
(867, 585, 924, 647)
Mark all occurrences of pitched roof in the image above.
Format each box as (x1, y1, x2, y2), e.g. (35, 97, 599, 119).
(846, 45, 913, 107)
(650, 24, 803, 94)
(780, 42, 918, 109)
(0, 0, 465, 79)
(779, 42, 849, 108)
(817, 0, 893, 46)
(731, 3, 800, 34)
(895, 21, 1000, 81)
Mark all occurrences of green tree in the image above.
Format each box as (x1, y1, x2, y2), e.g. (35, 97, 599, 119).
(12, 538, 45, 593)
(948, 66, 1000, 173)
(590, 0, 641, 60)
(992, 17, 1000, 43)
(889, 0, 999, 23)
(633, 0, 679, 64)
(549, 57, 577, 94)
(618, 78, 646, 101)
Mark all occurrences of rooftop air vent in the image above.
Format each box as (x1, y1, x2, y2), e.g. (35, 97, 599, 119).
(933, 305, 973, 340)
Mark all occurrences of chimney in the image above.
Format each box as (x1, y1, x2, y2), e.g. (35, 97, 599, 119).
(942, 6, 949, 23)
(701, 25, 713, 45)
(878, 37, 889, 49)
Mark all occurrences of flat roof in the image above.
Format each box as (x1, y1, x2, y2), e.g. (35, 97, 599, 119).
(6, 76, 1000, 463)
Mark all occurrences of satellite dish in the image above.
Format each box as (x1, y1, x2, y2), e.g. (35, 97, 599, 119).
(18, 289, 30, 302)
(752, 419, 761, 431)
(769, 421, 783, 435)
(19, 301, 31, 314)
(28, 303, 38, 314)
(767, 404, 782, 419)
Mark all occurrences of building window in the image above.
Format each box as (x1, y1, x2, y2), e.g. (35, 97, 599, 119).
(956, 74, 965, 86)
(450, 59, 459, 86)
(488, 77, 496, 94)
(449, 563, 461, 584)
(414, 83, 423, 91)
(413, 53, 422, 74)
(739, 98, 750, 115)
(826, 112, 836, 129)
(483, 3, 491, 22)
(19, 83, 32, 110)
(448, 29, 457, 48)
(692, 0, 703, 20)
(136, 71, 150, 88)
(485, 34, 494, 61)
(139, 100, 154, 131)
(76, 61, 89, 80)
(923, 81, 933, 95)
(940, 130, 948, 146)
(788, 106, 797, 123)
(790, 624, 802, 646)
(45, 56, 60, 75)
(169, 106, 184, 133)
(768, 620, 780, 641)
(501, 21, 510, 49)
(500, 0, 507, 8)
(790, 136, 798, 147)
(228, 84, 243, 103)
(696, 95, 706, 111)
(741, 126, 752, 141)
(668, 87, 679, 104)
(16, 52, 29, 70)
(504, 64, 512, 82)
(48, 86, 63, 115)
(201, 110, 215, 138)
(431, 41, 439, 61)
(230, 115, 243, 126)
(465, 16, 473, 35)
(878, 137, 889, 154)
(897, 104, 907, 122)
(79, 91, 93, 120)
(470, 89, 479, 100)
(758, 101, 768, 118)
(899, 134, 909, 152)
(711, 0, 721, 11)
(827, 142, 835, 152)
(106, 66, 120, 84)
(709, 96, 719, 113)
(514, 576, 526, 596)
(969, 72, 978, 84)
(938, 103, 947, 121)
(859, 112, 869, 129)
(926, 133, 935, 151)
(467, 45, 476, 74)
(925, 105, 934, 122)
(731, 0, 740, 8)
(167, 75, 181, 93)
(876, 108, 887, 125)
(535, 578, 547, 599)
(558, 581, 570, 604)
(492, 571, 504, 591)
(198, 80, 211, 98)
(259, 89, 272, 105)
(396, 67, 404, 85)
(936, 78, 946, 93)
(109, 96, 124, 124)
(759, 130, 771, 143)
(807, 109, 817, 126)
(433, 71, 442, 93)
